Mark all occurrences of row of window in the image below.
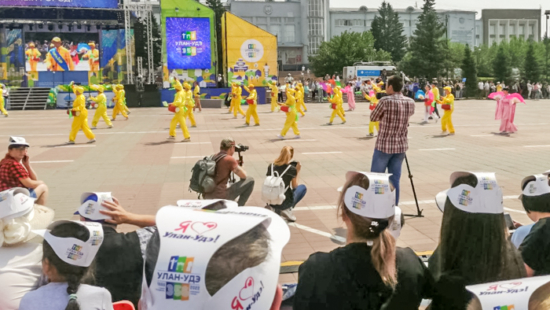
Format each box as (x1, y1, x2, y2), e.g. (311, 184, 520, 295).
(308, 0, 324, 18)
(335, 19, 368, 27)
(489, 23, 536, 36)
(243, 17, 295, 25)
(255, 24, 296, 43)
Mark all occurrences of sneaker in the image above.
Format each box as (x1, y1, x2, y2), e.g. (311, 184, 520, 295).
(107, 125, 113, 129)
(254, 123, 260, 126)
(87, 139, 96, 143)
(244, 123, 250, 126)
(4, 114, 8, 117)
(428, 116, 433, 120)
(181, 138, 191, 142)
(280, 208, 297, 222)
(91, 127, 97, 130)
(127, 111, 131, 115)
(167, 136, 176, 140)
(441, 131, 447, 135)
(368, 133, 374, 137)
(276, 135, 285, 140)
(111, 118, 116, 121)
(67, 140, 75, 144)
(326, 122, 333, 125)
(449, 132, 455, 135)
(342, 121, 346, 124)
(294, 135, 301, 139)
(191, 125, 197, 128)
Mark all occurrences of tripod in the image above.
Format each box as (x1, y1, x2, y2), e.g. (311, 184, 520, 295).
(403, 154, 423, 218)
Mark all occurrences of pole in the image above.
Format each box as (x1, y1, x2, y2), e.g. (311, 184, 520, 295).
(402, 154, 423, 218)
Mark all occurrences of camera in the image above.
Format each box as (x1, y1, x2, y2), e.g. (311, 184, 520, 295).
(235, 144, 249, 153)
(376, 93, 388, 100)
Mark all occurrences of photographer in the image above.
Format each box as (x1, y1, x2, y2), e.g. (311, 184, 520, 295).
(266, 146, 307, 222)
(204, 138, 254, 206)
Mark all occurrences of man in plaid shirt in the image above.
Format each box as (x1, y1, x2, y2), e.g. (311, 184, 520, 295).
(0, 137, 48, 205)
(370, 76, 415, 205)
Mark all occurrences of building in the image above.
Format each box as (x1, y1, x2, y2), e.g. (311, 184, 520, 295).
(329, 7, 478, 48)
(481, 9, 541, 45)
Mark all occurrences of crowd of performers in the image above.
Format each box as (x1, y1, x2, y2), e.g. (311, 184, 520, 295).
(61, 77, 528, 144)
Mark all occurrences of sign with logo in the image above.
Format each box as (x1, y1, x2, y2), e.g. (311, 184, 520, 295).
(166, 17, 212, 70)
(0, 0, 118, 8)
(467, 276, 550, 309)
(357, 70, 380, 77)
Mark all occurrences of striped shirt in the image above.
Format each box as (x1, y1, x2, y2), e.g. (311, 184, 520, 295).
(370, 93, 415, 154)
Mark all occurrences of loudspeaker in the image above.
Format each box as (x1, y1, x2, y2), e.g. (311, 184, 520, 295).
(122, 84, 160, 107)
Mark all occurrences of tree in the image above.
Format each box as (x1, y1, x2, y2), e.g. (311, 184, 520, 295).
(206, 0, 226, 77)
(407, 0, 447, 79)
(492, 45, 510, 84)
(308, 31, 391, 77)
(524, 42, 540, 83)
(371, 1, 407, 62)
(134, 14, 162, 79)
(443, 41, 465, 79)
(473, 44, 493, 77)
(461, 45, 477, 97)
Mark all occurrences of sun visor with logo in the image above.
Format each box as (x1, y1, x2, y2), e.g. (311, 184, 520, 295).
(74, 192, 114, 221)
(435, 172, 503, 214)
(521, 173, 550, 198)
(0, 188, 35, 220)
(176, 199, 238, 211)
(140, 206, 290, 309)
(344, 171, 395, 219)
(35, 220, 104, 267)
(467, 276, 550, 309)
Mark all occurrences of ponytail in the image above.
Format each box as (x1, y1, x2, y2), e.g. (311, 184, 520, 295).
(370, 229, 397, 288)
(65, 274, 81, 310)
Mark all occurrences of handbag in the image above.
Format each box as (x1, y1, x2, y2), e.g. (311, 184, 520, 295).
(280, 106, 289, 112)
(331, 103, 337, 110)
(168, 104, 177, 113)
(369, 104, 375, 111)
(442, 104, 451, 111)
(246, 99, 254, 105)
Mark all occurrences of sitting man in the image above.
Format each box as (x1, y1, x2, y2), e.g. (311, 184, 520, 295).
(204, 138, 255, 206)
(0, 137, 48, 205)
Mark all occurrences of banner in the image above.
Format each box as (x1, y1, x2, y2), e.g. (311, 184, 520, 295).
(1, 29, 24, 85)
(166, 17, 211, 70)
(222, 12, 278, 87)
(0, 0, 118, 9)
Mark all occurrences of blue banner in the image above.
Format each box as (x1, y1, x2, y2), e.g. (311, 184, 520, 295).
(100, 30, 118, 68)
(166, 18, 212, 70)
(357, 70, 380, 77)
(0, 0, 118, 9)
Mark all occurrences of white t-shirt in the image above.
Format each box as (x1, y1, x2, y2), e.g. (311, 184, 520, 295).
(478, 82, 484, 90)
(0, 239, 44, 310)
(19, 283, 113, 310)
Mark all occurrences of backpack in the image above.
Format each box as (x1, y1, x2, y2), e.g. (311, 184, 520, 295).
(189, 153, 227, 196)
(262, 164, 292, 205)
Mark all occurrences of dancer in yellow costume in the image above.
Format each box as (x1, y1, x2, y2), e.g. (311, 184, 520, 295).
(297, 82, 308, 112)
(68, 85, 95, 144)
(437, 86, 455, 135)
(327, 86, 346, 125)
(0, 84, 8, 117)
(243, 84, 260, 126)
(25, 42, 41, 72)
(231, 83, 245, 118)
(269, 81, 279, 112)
(89, 85, 112, 129)
(168, 79, 191, 142)
(295, 83, 305, 117)
(83, 42, 100, 72)
(335, 86, 346, 117)
(276, 88, 300, 139)
(111, 84, 129, 121)
(193, 81, 202, 112)
(183, 82, 197, 127)
(363, 90, 380, 136)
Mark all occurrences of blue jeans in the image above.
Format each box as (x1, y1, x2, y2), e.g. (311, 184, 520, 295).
(293, 184, 307, 207)
(370, 149, 406, 205)
(28, 188, 37, 198)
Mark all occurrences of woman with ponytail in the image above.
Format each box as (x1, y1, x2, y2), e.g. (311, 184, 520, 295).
(293, 171, 434, 310)
(19, 221, 113, 310)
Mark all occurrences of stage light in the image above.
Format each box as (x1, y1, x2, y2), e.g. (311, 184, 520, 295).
(58, 23, 63, 30)
(29, 24, 33, 31)
(86, 25, 91, 31)
(48, 24, 54, 31)
(38, 24, 43, 29)
(96, 25, 101, 30)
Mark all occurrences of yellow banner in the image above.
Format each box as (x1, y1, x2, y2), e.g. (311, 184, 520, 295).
(222, 12, 278, 87)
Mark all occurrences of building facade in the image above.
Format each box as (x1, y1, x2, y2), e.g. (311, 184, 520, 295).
(481, 9, 541, 45)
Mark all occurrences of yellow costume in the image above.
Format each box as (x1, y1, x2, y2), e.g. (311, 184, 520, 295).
(279, 88, 300, 138)
(83, 43, 100, 72)
(297, 83, 308, 112)
(193, 84, 201, 112)
(244, 85, 260, 126)
(0, 85, 7, 116)
(112, 84, 128, 120)
(231, 83, 245, 118)
(183, 82, 196, 127)
(496, 84, 503, 92)
(25, 43, 41, 72)
(363, 92, 380, 135)
(269, 81, 279, 112)
(90, 86, 112, 128)
(46, 37, 74, 71)
(168, 80, 191, 141)
(69, 86, 95, 143)
(328, 86, 346, 124)
(295, 83, 305, 117)
(437, 87, 455, 134)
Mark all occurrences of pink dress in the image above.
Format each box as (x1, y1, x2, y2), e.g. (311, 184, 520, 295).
(343, 86, 356, 110)
(496, 96, 519, 133)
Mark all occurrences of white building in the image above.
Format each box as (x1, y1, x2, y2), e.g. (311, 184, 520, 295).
(481, 9, 541, 45)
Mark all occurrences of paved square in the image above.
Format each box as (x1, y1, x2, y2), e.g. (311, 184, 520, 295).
(3, 98, 548, 283)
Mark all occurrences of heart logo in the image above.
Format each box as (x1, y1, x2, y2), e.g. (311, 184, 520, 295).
(239, 277, 254, 300)
(191, 222, 217, 235)
(499, 282, 522, 290)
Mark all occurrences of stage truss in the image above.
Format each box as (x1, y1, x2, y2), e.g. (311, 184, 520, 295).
(123, 0, 154, 85)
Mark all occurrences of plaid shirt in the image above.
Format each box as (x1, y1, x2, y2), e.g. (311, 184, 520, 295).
(370, 93, 415, 154)
(0, 154, 30, 191)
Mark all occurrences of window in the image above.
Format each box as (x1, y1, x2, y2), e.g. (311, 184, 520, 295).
(490, 24, 497, 34)
(353, 19, 364, 27)
(270, 17, 281, 24)
(270, 25, 281, 37)
(285, 17, 295, 23)
(530, 25, 535, 36)
(499, 24, 505, 34)
(284, 24, 295, 43)
(256, 17, 267, 24)
(509, 25, 515, 35)
(309, 0, 324, 18)
(518, 25, 525, 35)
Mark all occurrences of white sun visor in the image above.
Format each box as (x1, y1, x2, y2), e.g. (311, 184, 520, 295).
(344, 172, 395, 219)
(0, 188, 35, 220)
(176, 199, 238, 210)
(521, 173, 550, 197)
(74, 192, 114, 221)
(467, 276, 550, 309)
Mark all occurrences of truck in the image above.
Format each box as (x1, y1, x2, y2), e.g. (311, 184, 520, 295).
(343, 61, 396, 84)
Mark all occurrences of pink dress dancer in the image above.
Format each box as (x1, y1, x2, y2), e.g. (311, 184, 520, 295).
(492, 92, 524, 134)
(343, 85, 356, 111)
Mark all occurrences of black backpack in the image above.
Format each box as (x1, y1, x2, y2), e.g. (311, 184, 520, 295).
(189, 153, 227, 197)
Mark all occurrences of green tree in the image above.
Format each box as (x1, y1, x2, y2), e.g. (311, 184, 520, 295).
(308, 31, 391, 77)
(134, 15, 162, 78)
(443, 41, 465, 78)
(461, 45, 477, 97)
(524, 42, 540, 83)
(206, 0, 226, 77)
(371, 1, 407, 62)
(493, 45, 510, 83)
(407, 0, 447, 79)
(473, 44, 494, 77)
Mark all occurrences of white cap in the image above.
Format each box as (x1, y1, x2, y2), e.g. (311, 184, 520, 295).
(344, 171, 395, 219)
(0, 188, 35, 221)
(9, 136, 29, 147)
(520, 171, 550, 198)
(74, 192, 114, 221)
(36, 220, 104, 267)
(176, 199, 238, 210)
(435, 172, 503, 214)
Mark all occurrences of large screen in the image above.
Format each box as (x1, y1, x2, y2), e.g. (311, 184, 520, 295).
(25, 33, 100, 72)
(0, 0, 118, 9)
(166, 17, 211, 70)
